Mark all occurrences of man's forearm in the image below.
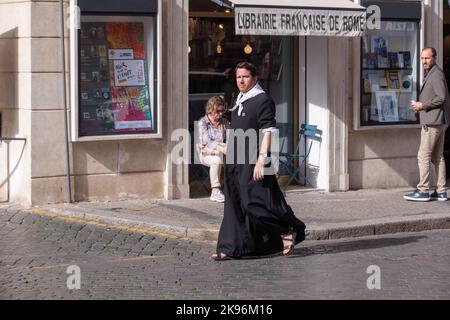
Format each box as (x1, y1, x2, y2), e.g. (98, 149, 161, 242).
(259, 132, 271, 155)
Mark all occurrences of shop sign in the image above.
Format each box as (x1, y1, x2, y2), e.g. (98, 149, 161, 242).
(384, 22, 415, 32)
(235, 6, 366, 37)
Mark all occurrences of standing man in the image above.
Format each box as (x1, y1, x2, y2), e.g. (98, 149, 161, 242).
(404, 47, 450, 202)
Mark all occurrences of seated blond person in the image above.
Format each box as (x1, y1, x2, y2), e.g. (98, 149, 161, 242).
(197, 96, 230, 202)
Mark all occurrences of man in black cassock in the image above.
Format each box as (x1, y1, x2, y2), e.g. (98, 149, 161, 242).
(212, 62, 306, 260)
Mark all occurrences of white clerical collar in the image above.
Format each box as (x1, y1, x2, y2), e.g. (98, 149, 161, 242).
(230, 83, 265, 116)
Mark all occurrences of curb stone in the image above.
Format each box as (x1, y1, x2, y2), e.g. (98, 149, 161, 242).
(30, 206, 450, 242)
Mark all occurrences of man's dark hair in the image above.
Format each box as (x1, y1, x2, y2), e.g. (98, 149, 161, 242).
(235, 61, 258, 77)
(423, 47, 437, 58)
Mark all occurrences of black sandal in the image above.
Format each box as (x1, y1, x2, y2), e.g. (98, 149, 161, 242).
(281, 228, 297, 256)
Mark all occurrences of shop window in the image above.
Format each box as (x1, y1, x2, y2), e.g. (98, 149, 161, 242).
(359, 20, 420, 127)
(75, 16, 157, 138)
(188, 16, 294, 137)
(357, 1, 421, 129)
(188, 14, 295, 195)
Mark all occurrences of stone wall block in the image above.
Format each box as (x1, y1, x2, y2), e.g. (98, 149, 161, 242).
(30, 110, 66, 177)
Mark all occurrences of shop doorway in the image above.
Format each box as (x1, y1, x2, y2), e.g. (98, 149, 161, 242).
(188, 0, 297, 197)
(443, 2, 450, 179)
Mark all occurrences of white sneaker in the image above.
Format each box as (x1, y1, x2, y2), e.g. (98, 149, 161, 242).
(210, 188, 225, 203)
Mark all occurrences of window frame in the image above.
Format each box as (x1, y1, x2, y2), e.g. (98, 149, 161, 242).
(353, 1, 424, 131)
(70, 2, 162, 141)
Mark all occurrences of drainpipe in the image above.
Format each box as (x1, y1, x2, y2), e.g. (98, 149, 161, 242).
(60, 0, 73, 203)
(304, 37, 308, 185)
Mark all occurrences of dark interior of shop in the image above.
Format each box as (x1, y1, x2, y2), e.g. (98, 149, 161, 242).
(189, 0, 286, 111)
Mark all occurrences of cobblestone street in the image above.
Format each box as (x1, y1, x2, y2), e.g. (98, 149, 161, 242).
(1, 207, 450, 300)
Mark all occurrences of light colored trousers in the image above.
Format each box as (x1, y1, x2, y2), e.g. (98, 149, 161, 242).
(417, 124, 448, 193)
(199, 153, 223, 189)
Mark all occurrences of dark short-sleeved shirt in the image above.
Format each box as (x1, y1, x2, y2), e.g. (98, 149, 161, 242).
(228, 93, 276, 165)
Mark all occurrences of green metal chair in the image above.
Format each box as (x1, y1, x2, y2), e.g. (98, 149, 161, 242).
(278, 124, 322, 190)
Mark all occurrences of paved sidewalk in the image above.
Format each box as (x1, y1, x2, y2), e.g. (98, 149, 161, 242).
(22, 187, 450, 242)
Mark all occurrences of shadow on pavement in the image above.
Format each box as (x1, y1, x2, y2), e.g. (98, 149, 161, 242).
(290, 235, 427, 258)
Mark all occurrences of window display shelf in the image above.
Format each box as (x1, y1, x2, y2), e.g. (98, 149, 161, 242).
(359, 19, 420, 127)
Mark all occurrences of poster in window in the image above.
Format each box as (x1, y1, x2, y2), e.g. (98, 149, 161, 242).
(79, 21, 153, 136)
(375, 91, 399, 122)
(113, 60, 146, 87)
(111, 87, 151, 130)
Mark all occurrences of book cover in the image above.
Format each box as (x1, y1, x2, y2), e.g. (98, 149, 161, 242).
(377, 56, 389, 68)
(379, 77, 388, 89)
(401, 75, 413, 92)
(362, 54, 368, 68)
(362, 36, 369, 56)
(372, 36, 388, 57)
(398, 53, 404, 68)
(386, 70, 401, 90)
(370, 106, 379, 122)
(362, 94, 371, 107)
(367, 53, 378, 69)
(363, 76, 371, 93)
(362, 36, 369, 68)
(368, 73, 380, 92)
(388, 52, 398, 68)
(399, 51, 411, 68)
(361, 95, 371, 122)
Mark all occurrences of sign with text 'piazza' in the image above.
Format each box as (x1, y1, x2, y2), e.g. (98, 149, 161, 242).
(235, 6, 367, 37)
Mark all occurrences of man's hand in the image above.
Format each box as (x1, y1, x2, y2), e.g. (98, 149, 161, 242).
(411, 100, 424, 113)
(253, 155, 266, 181)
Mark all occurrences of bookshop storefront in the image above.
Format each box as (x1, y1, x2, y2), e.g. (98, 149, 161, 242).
(189, 0, 367, 193)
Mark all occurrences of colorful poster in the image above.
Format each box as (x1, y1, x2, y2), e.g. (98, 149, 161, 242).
(106, 23, 145, 59)
(113, 60, 146, 87)
(79, 21, 153, 135)
(111, 86, 152, 130)
(106, 22, 151, 131)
